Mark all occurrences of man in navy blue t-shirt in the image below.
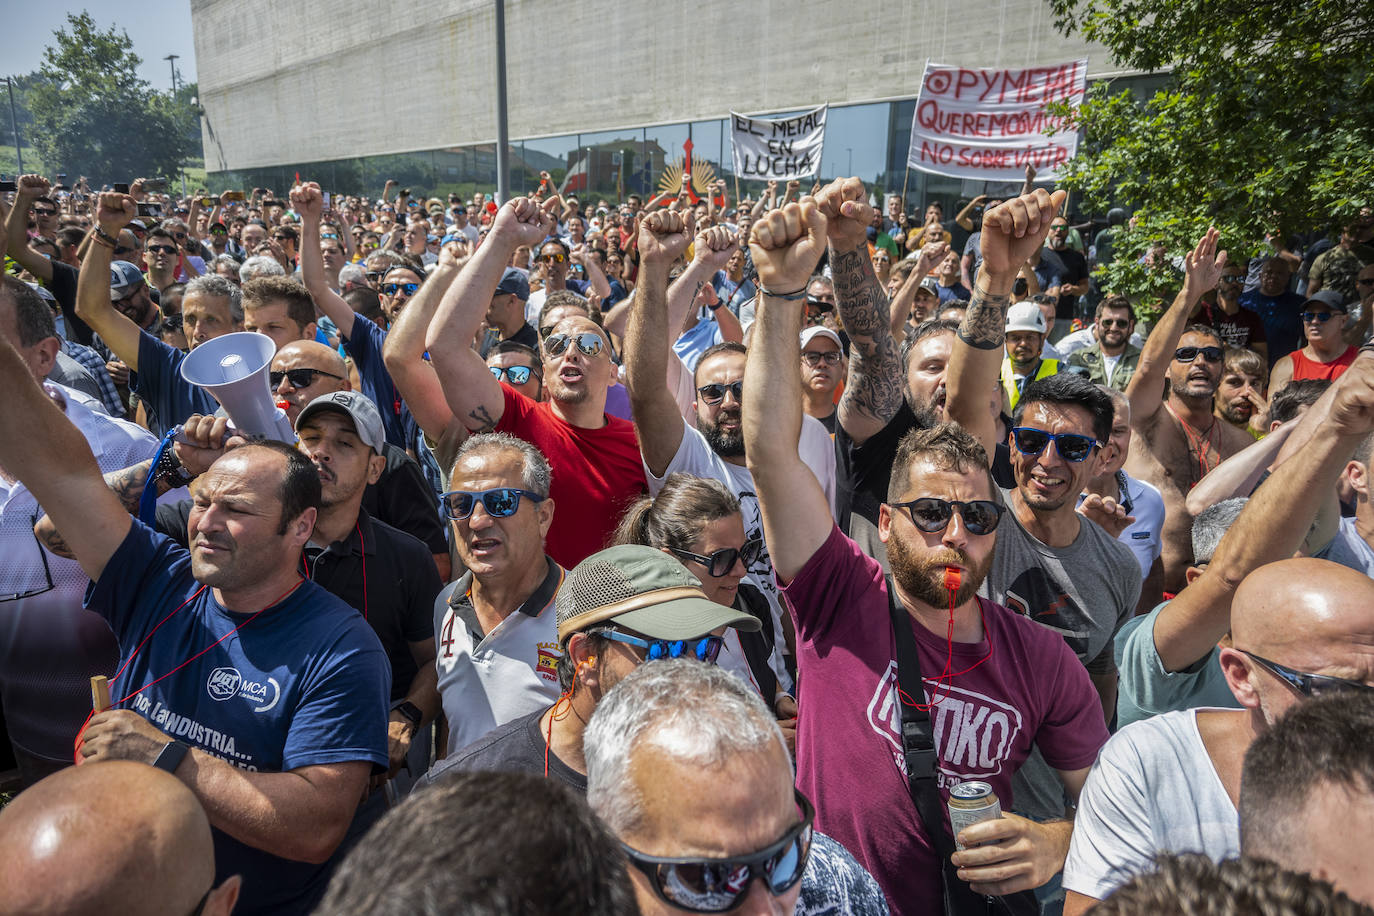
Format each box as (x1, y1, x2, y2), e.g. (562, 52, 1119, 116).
(0, 333, 390, 916)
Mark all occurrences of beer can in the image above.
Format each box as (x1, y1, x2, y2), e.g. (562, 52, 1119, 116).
(948, 780, 1001, 850)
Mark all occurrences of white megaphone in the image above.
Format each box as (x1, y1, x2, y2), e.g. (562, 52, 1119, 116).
(179, 331, 297, 443)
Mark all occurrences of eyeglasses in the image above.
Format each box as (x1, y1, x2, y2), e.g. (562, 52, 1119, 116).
(590, 628, 725, 664)
(1219, 274, 1245, 283)
(441, 487, 546, 520)
(801, 350, 843, 367)
(1099, 318, 1131, 329)
(1050, 224, 1069, 232)
(1241, 650, 1374, 699)
(1174, 346, 1223, 363)
(382, 282, 419, 297)
(891, 497, 1005, 536)
(621, 789, 814, 913)
(1358, 277, 1374, 287)
(0, 514, 56, 602)
(1010, 427, 1099, 463)
(366, 271, 386, 284)
(32, 208, 57, 217)
(489, 365, 537, 385)
(669, 539, 763, 577)
(697, 380, 744, 405)
(1301, 311, 1337, 323)
(147, 244, 178, 254)
(269, 367, 344, 388)
(544, 331, 603, 358)
(539, 251, 567, 264)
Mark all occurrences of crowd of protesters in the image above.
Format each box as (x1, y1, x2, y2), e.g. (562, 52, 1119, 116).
(0, 161, 1372, 916)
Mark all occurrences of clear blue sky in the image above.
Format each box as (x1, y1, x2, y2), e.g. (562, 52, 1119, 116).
(1, 2, 197, 91)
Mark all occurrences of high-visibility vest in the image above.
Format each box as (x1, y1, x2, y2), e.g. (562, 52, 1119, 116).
(1001, 357, 1060, 411)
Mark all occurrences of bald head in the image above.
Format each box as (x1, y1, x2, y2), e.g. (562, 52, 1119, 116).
(273, 339, 347, 378)
(0, 761, 226, 916)
(271, 340, 350, 422)
(1231, 558, 1374, 665)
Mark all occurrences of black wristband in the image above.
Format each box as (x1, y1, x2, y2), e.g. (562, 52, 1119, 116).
(93, 226, 119, 248)
(708, 302, 723, 312)
(392, 701, 423, 728)
(759, 286, 808, 301)
(153, 739, 190, 774)
(154, 448, 195, 487)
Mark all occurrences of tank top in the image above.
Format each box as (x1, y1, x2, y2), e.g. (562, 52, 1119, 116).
(1290, 345, 1357, 381)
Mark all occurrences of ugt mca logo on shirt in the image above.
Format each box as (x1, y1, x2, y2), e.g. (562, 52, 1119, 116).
(207, 666, 282, 713)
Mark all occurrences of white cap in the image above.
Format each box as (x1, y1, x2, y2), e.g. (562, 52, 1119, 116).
(800, 326, 843, 350)
(1005, 301, 1047, 334)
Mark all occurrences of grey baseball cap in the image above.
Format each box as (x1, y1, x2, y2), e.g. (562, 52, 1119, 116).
(556, 544, 761, 646)
(295, 391, 386, 453)
(110, 261, 145, 301)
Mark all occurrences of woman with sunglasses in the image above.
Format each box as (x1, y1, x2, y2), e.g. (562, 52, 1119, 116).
(614, 473, 797, 728)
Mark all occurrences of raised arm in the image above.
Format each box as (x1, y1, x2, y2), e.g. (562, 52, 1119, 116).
(5, 175, 56, 283)
(1152, 351, 1374, 671)
(889, 242, 950, 339)
(571, 243, 611, 299)
(1124, 229, 1227, 427)
(954, 194, 987, 232)
(625, 211, 694, 475)
(813, 177, 900, 445)
(291, 182, 355, 333)
(0, 335, 131, 582)
(743, 198, 833, 582)
(381, 244, 466, 441)
(74, 192, 146, 371)
(947, 189, 1067, 455)
(426, 197, 555, 432)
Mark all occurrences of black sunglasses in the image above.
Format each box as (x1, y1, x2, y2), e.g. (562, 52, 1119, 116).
(489, 365, 537, 385)
(1220, 274, 1245, 283)
(441, 487, 545, 521)
(621, 790, 814, 913)
(669, 539, 764, 577)
(1174, 346, 1223, 363)
(366, 271, 386, 283)
(1010, 427, 1099, 463)
(545, 331, 603, 358)
(269, 367, 344, 388)
(891, 497, 1005, 536)
(697, 380, 744, 405)
(382, 282, 419, 297)
(590, 628, 725, 664)
(1241, 650, 1374, 699)
(1098, 318, 1131, 329)
(147, 244, 178, 254)
(32, 208, 57, 217)
(1301, 311, 1338, 323)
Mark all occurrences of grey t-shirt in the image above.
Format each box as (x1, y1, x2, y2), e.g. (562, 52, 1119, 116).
(980, 491, 1142, 819)
(1316, 516, 1374, 577)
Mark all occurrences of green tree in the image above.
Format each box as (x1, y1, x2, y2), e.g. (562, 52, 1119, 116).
(1048, 0, 1374, 313)
(25, 12, 197, 184)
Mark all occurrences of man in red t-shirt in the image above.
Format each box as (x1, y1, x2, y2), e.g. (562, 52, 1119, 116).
(743, 182, 1108, 916)
(426, 197, 646, 567)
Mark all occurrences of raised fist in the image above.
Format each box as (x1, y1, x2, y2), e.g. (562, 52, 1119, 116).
(813, 177, 874, 251)
(489, 196, 556, 248)
(748, 198, 827, 294)
(978, 189, 1067, 279)
(639, 210, 692, 265)
(95, 193, 136, 233)
(290, 182, 324, 221)
(17, 174, 50, 198)
(692, 225, 738, 271)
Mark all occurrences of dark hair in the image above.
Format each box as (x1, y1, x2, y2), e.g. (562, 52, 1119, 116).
(272, 225, 299, 243)
(490, 340, 541, 372)
(343, 286, 384, 323)
(694, 341, 748, 384)
(900, 317, 960, 374)
(147, 227, 176, 246)
(236, 440, 321, 535)
(1240, 692, 1374, 863)
(889, 422, 995, 503)
(0, 275, 57, 347)
(1179, 323, 1223, 349)
(56, 227, 86, 249)
(613, 472, 740, 553)
(1095, 295, 1134, 320)
(1091, 853, 1373, 916)
(1014, 372, 1115, 443)
(1267, 378, 1329, 427)
(315, 770, 637, 916)
(242, 276, 316, 330)
(539, 236, 572, 257)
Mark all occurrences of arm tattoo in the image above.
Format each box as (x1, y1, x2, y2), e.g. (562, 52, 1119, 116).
(36, 521, 75, 559)
(831, 243, 903, 424)
(108, 460, 156, 514)
(829, 244, 890, 339)
(841, 336, 904, 424)
(958, 287, 1011, 350)
(467, 405, 497, 433)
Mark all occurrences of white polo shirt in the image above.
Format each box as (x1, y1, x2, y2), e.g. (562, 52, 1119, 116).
(434, 559, 564, 755)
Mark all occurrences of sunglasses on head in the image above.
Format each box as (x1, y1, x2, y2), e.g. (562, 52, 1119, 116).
(441, 487, 545, 521)
(269, 367, 344, 389)
(544, 331, 603, 358)
(621, 789, 814, 913)
(382, 282, 419, 297)
(670, 539, 763, 577)
(590, 628, 725, 664)
(801, 350, 842, 367)
(489, 365, 536, 385)
(892, 497, 1005, 536)
(1174, 345, 1223, 363)
(697, 380, 743, 405)
(1010, 427, 1099, 463)
(1241, 650, 1374, 699)
(147, 244, 178, 254)
(1301, 311, 1337, 323)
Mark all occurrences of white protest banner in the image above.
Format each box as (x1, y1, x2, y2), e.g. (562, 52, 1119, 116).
(906, 60, 1087, 182)
(731, 105, 828, 180)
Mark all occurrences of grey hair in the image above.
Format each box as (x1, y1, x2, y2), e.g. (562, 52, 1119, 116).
(338, 263, 367, 288)
(185, 274, 244, 323)
(585, 659, 789, 836)
(210, 253, 240, 273)
(239, 255, 286, 284)
(452, 432, 552, 497)
(1192, 497, 1247, 563)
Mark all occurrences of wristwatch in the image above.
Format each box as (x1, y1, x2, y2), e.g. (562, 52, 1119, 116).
(153, 739, 190, 774)
(392, 701, 423, 729)
(154, 448, 195, 488)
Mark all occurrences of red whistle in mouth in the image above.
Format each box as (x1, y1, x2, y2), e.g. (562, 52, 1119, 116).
(277, 401, 291, 410)
(943, 566, 962, 592)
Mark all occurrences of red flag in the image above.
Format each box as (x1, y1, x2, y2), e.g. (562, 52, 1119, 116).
(294, 171, 300, 185)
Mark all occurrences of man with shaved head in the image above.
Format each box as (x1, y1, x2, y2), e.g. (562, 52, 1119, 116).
(1063, 351, 1374, 912)
(0, 761, 241, 915)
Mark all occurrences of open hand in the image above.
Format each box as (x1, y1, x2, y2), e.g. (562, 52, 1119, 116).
(1181, 227, 1227, 298)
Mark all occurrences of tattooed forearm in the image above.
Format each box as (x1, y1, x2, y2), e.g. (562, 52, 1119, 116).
(838, 335, 904, 430)
(467, 405, 497, 433)
(829, 244, 891, 341)
(957, 286, 1011, 350)
(35, 516, 75, 559)
(107, 459, 158, 514)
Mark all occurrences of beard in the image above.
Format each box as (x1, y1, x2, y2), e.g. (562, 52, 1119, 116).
(699, 409, 745, 458)
(1170, 372, 1217, 402)
(887, 529, 994, 608)
(1217, 397, 1253, 425)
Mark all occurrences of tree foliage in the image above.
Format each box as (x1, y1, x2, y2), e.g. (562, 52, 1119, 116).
(25, 12, 197, 184)
(1047, 0, 1374, 311)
